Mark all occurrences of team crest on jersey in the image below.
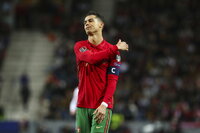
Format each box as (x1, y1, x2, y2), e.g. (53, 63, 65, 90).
(79, 46, 87, 52)
(116, 55, 121, 62)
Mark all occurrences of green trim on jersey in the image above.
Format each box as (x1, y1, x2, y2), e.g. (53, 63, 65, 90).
(76, 107, 112, 133)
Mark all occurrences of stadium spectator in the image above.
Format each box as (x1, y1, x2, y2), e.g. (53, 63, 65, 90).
(19, 72, 31, 110)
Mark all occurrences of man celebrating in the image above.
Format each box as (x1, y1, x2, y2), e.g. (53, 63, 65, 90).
(74, 11, 129, 133)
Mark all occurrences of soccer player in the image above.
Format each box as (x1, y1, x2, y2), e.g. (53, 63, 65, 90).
(74, 11, 129, 133)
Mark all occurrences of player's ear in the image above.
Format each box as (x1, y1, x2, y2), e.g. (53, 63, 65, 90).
(99, 22, 104, 29)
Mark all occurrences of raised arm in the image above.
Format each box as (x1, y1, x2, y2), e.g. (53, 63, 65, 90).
(74, 43, 118, 64)
(74, 39, 128, 64)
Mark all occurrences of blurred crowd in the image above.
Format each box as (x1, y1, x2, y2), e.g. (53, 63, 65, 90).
(112, 0, 200, 123)
(1, 0, 200, 132)
(0, 0, 13, 118)
(0, 0, 12, 70)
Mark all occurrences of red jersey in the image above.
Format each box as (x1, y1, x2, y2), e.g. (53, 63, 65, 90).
(74, 40, 121, 109)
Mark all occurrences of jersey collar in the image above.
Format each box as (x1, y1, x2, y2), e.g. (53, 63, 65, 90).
(87, 40, 105, 48)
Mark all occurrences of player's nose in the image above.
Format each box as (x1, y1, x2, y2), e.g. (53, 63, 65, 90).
(85, 21, 89, 25)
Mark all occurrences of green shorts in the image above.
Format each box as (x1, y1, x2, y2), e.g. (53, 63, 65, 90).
(76, 107, 112, 133)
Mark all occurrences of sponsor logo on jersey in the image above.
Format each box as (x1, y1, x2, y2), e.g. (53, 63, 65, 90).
(79, 46, 87, 52)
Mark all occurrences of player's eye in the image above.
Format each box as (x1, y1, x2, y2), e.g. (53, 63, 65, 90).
(84, 18, 94, 25)
(84, 21, 87, 24)
(89, 19, 94, 22)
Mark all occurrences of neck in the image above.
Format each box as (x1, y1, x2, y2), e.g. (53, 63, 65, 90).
(88, 32, 103, 45)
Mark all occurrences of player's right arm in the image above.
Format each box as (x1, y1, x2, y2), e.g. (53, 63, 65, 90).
(74, 40, 128, 64)
(74, 42, 118, 64)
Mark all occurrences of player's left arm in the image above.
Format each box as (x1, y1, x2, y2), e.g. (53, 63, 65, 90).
(102, 54, 120, 106)
(94, 53, 121, 123)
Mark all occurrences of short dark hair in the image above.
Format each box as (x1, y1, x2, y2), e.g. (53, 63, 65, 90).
(85, 11, 105, 23)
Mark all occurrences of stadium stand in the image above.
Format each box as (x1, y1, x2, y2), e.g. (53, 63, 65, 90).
(0, 0, 199, 133)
